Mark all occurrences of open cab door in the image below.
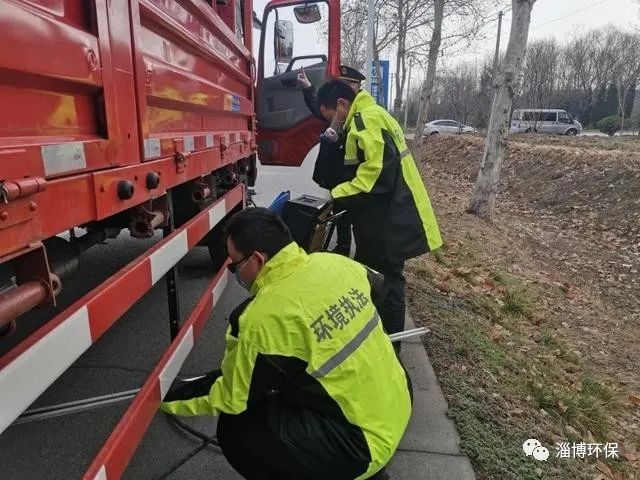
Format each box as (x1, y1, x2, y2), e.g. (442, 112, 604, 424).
(256, 0, 341, 166)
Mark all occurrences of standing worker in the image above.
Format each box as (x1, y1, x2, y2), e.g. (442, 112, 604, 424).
(297, 66, 366, 256)
(316, 80, 443, 338)
(161, 208, 412, 480)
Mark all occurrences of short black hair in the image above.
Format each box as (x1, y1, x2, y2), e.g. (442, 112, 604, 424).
(224, 207, 292, 259)
(316, 80, 357, 110)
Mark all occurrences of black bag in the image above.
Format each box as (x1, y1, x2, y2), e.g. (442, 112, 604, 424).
(312, 138, 346, 190)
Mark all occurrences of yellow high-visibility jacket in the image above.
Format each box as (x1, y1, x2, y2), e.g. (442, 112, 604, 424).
(161, 242, 412, 479)
(331, 90, 442, 261)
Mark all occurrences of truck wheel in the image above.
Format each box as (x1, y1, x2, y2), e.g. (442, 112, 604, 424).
(566, 128, 578, 136)
(204, 201, 242, 271)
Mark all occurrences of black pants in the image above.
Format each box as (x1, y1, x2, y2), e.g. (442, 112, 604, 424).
(166, 371, 373, 479)
(358, 255, 405, 336)
(328, 202, 351, 253)
(352, 225, 406, 336)
(335, 210, 352, 249)
(217, 399, 373, 480)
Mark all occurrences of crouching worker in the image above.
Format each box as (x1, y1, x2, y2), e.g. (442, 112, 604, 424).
(161, 208, 412, 480)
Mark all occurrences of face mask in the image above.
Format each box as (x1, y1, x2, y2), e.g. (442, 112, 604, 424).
(329, 117, 344, 136)
(234, 269, 252, 291)
(231, 253, 256, 291)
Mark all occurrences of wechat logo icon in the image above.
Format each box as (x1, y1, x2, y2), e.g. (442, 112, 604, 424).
(523, 439, 549, 461)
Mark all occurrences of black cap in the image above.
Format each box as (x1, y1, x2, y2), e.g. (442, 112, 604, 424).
(338, 65, 366, 83)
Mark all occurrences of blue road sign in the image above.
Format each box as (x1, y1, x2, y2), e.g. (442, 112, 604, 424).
(370, 60, 390, 109)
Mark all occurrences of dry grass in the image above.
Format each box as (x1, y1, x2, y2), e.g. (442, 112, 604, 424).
(407, 135, 640, 479)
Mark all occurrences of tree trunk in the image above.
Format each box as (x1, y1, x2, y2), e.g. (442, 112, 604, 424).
(414, 92, 423, 130)
(393, 0, 406, 117)
(411, 0, 444, 150)
(618, 80, 627, 134)
(468, 0, 536, 219)
(394, 52, 406, 115)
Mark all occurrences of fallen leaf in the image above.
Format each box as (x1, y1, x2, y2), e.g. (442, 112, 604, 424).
(621, 443, 639, 462)
(595, 460, 614, 479)
(453, 267, 472, 277)
(629, 394, 640, 406)
(482, 279, 496, 290)
(488, 324, 509, 342)
(566, 425, 579, 437)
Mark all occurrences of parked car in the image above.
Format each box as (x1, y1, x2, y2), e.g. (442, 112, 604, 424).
(423, 120, 476, 136)
(510, 109, 582, 136)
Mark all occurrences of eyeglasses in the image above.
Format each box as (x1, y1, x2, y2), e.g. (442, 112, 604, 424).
(227, 254, 252, 273)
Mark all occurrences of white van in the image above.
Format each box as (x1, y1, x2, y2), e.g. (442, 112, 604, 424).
(510, 109, 582, 136)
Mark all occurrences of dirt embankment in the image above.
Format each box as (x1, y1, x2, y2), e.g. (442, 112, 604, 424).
(424, 135, 640, 315)
(407, 134, 640, 480)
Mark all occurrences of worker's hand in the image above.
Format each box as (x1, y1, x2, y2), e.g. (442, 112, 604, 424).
(160, 398, 215, 416)
(297, 68, 312, 88)
(323, 127, 339, 143)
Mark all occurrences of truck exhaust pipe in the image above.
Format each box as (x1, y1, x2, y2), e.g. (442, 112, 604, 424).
(129, 210, 165, 238)
(0, 275, 60, 336)
(191, 185, 211, 204)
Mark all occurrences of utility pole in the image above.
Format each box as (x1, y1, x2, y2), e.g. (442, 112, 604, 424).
(365, 0, 375, 93)
(492, 11, 504, 81)
(403, 58, 413, 130)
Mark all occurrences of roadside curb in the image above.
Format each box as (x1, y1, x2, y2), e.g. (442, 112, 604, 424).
(388, 312, 476, 479)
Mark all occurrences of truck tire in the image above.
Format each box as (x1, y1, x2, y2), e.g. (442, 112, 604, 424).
(205, 201, 243, 271)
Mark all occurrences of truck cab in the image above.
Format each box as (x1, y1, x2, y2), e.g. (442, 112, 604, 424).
(256, 0, 341, 166)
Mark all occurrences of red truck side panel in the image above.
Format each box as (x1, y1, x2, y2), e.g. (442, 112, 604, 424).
(0, 0, 255, 260)
(0, 0, 139, 179)
(132, 0, 252, 152)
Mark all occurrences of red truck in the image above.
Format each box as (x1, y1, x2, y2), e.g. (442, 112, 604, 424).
(0, 0, 340, 477)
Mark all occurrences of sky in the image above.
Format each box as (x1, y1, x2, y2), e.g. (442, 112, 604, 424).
(253, 0, 640, 54)
(476, 0, 640, 57)
(251, 0, 640, 104)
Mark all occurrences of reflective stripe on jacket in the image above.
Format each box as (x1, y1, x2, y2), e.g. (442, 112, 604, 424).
(161, 242, 411, 478)
(331, 91, 443, 261)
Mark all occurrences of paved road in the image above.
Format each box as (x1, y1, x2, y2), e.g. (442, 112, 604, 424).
(0, 146, 474, 479)
(581, 129, 637, 137)
(0, 149, 324, 479)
